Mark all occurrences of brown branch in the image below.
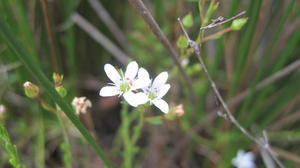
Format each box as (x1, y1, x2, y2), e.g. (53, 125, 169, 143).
(200, 11, 246, 30)
(194, 58, 300, 132)
(178, 18, 285, 168)
(201, 27, 232, 42)
(128, 0, 197, 102)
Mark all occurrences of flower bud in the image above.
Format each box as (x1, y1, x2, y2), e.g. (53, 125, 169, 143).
(176, 35, 189, 49)
(174, 104, 185, 117)
(53, 73, 63, 86)
(231, 18, 248, 31)
(55, 86, 67, 97)
(182, 13, 193, 28)
(72, 97, 92, 115)
(23, 81, 40, 98)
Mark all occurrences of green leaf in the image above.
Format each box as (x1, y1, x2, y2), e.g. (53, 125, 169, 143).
(176, 35, 189, 49)
(0, 20, 115, 168)
(182, 13, 193, 28)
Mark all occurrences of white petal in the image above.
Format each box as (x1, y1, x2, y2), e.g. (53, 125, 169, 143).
(99, 86, 120, 97)
(104, 64, 121, 85)
(245, 152, 255, 161)
(132, 68, 151, 89)
(123, 92, 148, 107)
(152, 99, 169, 113)
(157, 84, 170, 98)
(125, 61, 138, 80)
(152, 72, 168, 88)
(132, 78, 151, 90)
(138, 67, 150, 81)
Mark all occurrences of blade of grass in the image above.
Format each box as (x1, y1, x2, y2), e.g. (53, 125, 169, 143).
(237, 0, 296, 121)
(229, 0, 262, 96)
(0, 20, 115, 168)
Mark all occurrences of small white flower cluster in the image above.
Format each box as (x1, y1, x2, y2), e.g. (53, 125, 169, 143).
(99, 61, 170, 113)
(72, 97, 92, 115)
(232, 150, 256, 168)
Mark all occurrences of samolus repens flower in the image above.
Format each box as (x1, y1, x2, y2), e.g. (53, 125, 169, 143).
(142, 71, 170, 113)
(232, 150, 256, 168)
(99, 61, 150, 107)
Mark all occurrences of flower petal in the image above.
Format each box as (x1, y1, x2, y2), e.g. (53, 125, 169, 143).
(152, 72, 168, 89)
(157, 84, 170, 98)
(125, 61, 138, 80)
(132, 68, 151, 89)
(104, 64, 121, 85)
(152, 99, 169, 113)
(99, 86, 120, 97)
(123, 92, 148, 107)
(138, 67, 150, 80)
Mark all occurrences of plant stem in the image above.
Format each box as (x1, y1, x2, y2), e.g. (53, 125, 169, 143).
(121, 103, 132, 168)
(178, 18, 285, 168)
(128, 0, 197, 103)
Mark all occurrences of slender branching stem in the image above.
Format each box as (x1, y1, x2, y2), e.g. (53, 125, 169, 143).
(178, 18, 285, 168)
(128, 0, 197, 103)
(200, 11, 246, 30)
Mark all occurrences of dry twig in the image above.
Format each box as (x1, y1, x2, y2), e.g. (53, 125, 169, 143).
(128, 0, 197, 102)
(178, 18, 285, 168)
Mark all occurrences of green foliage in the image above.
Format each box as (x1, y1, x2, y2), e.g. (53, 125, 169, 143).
(0, 20, 114, 168)
(0, 0, 300, 167)
(0, 124, 26, 168)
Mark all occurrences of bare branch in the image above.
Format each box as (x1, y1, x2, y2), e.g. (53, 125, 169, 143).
(128, 0, 197, 102)
(200, 11, 246, 30)
(178, 18, 285, 168)
(72, 13, 128, 66)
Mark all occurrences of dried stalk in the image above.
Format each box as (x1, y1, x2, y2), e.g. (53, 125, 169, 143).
(178, 18, 285, 168)
(200, 11, 246, 30)
(128, 0, 197, 102)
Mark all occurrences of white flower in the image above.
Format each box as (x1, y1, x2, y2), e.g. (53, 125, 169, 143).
(71, 97, 92, 115)
(99, 61, 150, 107)
(142, 72, 170, 113)
(232, 150, 256, 168)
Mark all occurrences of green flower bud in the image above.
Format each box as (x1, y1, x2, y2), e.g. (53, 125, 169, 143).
(23, 81, 40, 98)
(231, 18, 248, 31)
(53, 73, 64, 86)
(176, 35, 189, 49)
(55, 86, 67, 97)
(182, 13, 193, 28)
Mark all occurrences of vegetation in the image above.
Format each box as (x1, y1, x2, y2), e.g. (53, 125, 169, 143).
(0, 0, 299, 167)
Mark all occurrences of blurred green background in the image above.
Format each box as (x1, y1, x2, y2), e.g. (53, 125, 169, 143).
(0, 0, 300, 167)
